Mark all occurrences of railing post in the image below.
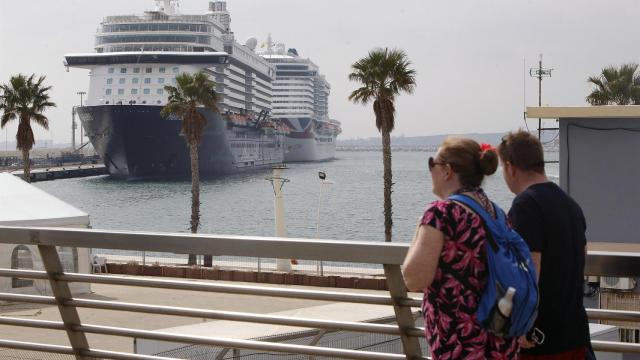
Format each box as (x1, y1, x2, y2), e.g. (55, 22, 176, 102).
(38, 244, 90, 360)
(383, 264, 422, 359)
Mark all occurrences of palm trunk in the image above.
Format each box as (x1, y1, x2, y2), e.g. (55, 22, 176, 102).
(22, 149, 31, 183)
(188, 143, 200, 266)
(381, 123, 393, 243)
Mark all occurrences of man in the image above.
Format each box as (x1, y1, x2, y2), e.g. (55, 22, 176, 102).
(498, 130, 591, 359)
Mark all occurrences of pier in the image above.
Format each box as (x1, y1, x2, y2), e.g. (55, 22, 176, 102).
(8, 164, 107, 182)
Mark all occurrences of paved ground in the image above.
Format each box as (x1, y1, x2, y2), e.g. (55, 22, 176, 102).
(0, 276, 410, 358)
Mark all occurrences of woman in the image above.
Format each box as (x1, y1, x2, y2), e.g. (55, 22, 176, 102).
(403, 137, 518, 359)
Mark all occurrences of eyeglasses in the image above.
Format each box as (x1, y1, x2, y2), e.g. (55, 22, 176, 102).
(428, 157, 447, 171)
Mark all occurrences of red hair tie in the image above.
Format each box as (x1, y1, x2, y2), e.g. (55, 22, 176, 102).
(480, 143, 495, 153)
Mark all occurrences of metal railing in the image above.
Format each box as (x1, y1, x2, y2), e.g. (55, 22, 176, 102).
(0, 225, 639, 359)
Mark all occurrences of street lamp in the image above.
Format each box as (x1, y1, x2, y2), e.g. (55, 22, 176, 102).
(315, 171, 334, 275)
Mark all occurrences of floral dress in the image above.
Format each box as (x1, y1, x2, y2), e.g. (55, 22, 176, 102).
(421, 198, 518, 359)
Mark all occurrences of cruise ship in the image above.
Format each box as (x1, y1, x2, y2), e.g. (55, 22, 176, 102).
(259, 37, 341, 162)
(64, 0, 288, 178)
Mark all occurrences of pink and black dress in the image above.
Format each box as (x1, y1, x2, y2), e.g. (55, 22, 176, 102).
(421, 195, 519, 359)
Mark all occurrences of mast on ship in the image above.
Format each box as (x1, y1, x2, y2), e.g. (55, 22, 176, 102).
(154, 0, 179, 15)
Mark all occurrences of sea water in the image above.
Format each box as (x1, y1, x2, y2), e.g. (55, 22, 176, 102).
(35, 150, 559, 244)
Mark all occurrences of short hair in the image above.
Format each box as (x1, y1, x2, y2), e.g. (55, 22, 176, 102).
(438, 137, 498, 188)
(497, 130, 545, 174)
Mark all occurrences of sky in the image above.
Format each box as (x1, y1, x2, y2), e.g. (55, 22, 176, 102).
(1, 0, 639, 145)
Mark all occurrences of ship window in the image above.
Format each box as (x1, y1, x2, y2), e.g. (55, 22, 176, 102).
(142, 100, 146, 104)
(105, 89, 112, 95)
(105, 101, 109, 104)
(106, 78, 113, 85)
(157, 100, 162, 104)
(143, 89, 150, 95)
(108, 67, 114, 74)
(159, 67, 166, 73)
(132, 78, 139, 84)
(172, 67, 179, 73)
(145, 67, 152, 73)
(118, 89, 125, 95)
(120, 68, 127, 74)
(144, 78, 151, 84)
(157, 89, 164, 95)
(131, 89, 138, 95)
(119, 78, 126, 84)
(158, 78, 165, 84)
(133, 67, 140, 74)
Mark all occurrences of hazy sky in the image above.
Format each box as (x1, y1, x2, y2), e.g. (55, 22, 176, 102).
(1, 0, 638, 144)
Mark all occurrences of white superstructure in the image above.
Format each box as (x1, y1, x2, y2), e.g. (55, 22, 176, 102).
(67, 0, 275, 114)
(259, 37, 341, 162)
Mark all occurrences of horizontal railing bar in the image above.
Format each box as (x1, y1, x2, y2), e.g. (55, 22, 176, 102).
(0, 316, 66, 331)
(66, 298, 406, 335)
(0, 339, 181, 360)
(57, 273, 397, 305)
(0, 339, 75, 355)
(0, 269, 430, 308)
(82, 349, 180, 360)
(586, 308, 640, 322)
(0, 292, 57, 305)
(0, 226, 410, 264)
(592, 340, 640, 353)
(74, 323, 409, 360)
(400, 297, 423, 308)
(0, 268, 50, 280)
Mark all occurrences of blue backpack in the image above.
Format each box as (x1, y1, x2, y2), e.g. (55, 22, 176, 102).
(449, 194, 538, 337)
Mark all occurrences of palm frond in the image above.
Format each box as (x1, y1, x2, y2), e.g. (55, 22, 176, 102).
(160, 71, 220, 146)
(586, 63, 640, 105)
(0, 73, 55, 150)
(348, 48, 416, 133)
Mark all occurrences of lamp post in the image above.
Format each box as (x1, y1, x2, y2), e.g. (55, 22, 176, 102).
(266, 165, 291, 272)
(71, 106, 77, 150)
(315, 171, 334, 276)
(76, 91, 86, 146)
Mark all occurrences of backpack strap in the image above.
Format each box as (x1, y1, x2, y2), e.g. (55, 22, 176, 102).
(448, 194, 496, 224)
(448, 194, 500, 252)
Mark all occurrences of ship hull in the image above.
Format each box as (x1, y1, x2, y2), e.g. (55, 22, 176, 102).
(281, 117, 337, 162)
(284, 136, 336, 162)
(77, 105, 284, 179)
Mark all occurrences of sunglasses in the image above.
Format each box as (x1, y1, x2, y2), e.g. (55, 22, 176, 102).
(428, 157, 447, 171)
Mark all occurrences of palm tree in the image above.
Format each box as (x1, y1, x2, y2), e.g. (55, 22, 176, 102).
(348, 48, 416, 242)
(161, 71, 219, 266)
(0, 74, 56, 182)
(586, 63, 640, 105)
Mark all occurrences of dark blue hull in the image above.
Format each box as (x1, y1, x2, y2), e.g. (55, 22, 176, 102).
(77, 105, 285, 179)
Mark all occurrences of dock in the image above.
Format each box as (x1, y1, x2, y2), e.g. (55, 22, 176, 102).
(8, 164, 108, 182)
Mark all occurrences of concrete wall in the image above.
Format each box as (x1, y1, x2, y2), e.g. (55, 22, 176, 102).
(560, 118, 640, 244)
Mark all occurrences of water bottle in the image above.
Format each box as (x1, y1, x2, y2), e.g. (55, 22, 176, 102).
(499, 287, 515, 317)
(488, 287, 516, 335)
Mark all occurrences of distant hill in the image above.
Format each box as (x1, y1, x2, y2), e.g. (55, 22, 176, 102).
(337, 132, 507, 150)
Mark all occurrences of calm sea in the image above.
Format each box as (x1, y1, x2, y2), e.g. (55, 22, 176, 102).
(35, 150, 559, 244)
